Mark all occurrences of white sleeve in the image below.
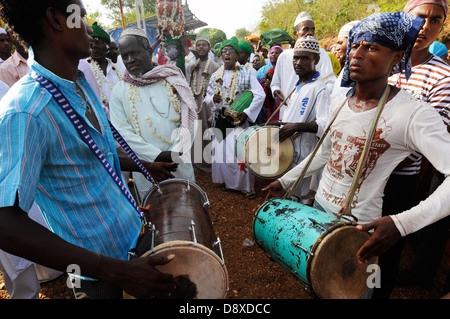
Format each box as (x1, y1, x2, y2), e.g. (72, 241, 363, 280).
(391, 105, 450, 236)
(270, 51, 288, 95)
(314, 88, 331, 138)
(244, 72, 266, 123)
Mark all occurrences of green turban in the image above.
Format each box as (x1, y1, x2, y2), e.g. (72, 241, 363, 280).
(239, 42, 252, 55)
(219, 37, 241, 54)
(91, 22, 111, 45)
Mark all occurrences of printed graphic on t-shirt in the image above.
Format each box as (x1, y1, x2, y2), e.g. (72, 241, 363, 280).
(323, 117, 392, 208)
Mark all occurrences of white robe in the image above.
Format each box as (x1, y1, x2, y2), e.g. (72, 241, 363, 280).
(110, 80, 195, 201)
(204, 67, 265, 193)
(281, 74, 330, 204)
(271, 48, 336, 119)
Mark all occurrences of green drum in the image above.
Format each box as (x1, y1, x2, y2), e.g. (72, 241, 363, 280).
(224, 90, 254, 126)
(253, 199, 377, 299)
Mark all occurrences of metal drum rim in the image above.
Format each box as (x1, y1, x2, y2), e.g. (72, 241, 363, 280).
(244, 126, 295, 179)
(142, 178, 209, 205)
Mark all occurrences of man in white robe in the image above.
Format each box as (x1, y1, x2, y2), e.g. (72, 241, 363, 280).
(271, 12, 335, 119)
(204, 37, 265, 198)
(109, 28, 197, 202)
(277, 36, 330, 205)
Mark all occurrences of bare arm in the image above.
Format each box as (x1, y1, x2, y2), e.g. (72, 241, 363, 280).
(0, 200, 176, 298)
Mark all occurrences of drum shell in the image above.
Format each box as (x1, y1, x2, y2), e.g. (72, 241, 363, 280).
(253, 199, 376, 299)
(130, 179, 229, 299)
(136, 179, 216, 257)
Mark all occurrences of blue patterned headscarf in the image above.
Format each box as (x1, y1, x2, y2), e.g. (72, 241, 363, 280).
(341, 11, 424, 91)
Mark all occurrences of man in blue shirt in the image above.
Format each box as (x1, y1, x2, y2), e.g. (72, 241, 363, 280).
(0, 0, 176, 299)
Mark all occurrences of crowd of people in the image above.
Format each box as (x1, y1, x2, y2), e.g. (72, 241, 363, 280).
(0, 0, 449, 301)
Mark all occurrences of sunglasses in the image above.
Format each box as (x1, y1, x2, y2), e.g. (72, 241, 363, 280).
(221, 48, 236, 54)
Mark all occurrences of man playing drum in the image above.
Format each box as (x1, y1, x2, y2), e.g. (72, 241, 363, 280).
(204, 37, 265, 199)
(263, 12, 450, 298)
(273, 35, 331, 206)
(0, 0, 177, 299)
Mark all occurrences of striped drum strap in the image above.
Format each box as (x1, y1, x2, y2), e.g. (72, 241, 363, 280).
(32, 72, 156, 226)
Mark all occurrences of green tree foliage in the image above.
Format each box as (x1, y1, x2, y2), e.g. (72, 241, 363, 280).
(259, 0, 407, 40)
(197, 28, 227, 47)
(235, 27, 252, 38)
(101, 0, 156, 26)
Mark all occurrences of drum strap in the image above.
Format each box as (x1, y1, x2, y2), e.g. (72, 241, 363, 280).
(286, 85, 391, 221)
(32, 72, 158, 227)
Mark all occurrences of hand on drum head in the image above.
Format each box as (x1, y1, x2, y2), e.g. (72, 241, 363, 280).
(146, 162, 177, 182)
(356, 216, 402, 264)
(262, 180, 286, 201)
(155, 151, 182, 165)
(278, 123, 300, 143)
(121, 254, 177, 299)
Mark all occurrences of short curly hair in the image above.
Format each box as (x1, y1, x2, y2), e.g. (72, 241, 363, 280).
(0, 0, 73, 47)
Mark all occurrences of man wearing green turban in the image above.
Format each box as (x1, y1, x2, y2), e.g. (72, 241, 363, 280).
(89, 22, 125, 107)
(238, 41, 256, 76)
(219, 37, 241, 54)
(91, 22, 111, 46)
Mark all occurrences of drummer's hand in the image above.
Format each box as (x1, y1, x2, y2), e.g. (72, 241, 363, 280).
(120, 255, 177, 299)
(155, 151, 182, 165)
(273, 90, 285, 102)
(237, 112, 248, 126)
(262, 180, 286, 201)
(145, 162, 176, 182)
(356, 216, 402, 264)
(213, 93, 222, 104)
(278, 123, 300, 142)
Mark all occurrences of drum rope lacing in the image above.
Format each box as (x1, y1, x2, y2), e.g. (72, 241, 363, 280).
(32, 72, 160, 227)
(285, 85, 391, 222)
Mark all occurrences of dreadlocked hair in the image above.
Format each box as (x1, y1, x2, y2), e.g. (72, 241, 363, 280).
(0, 0, 73, 48)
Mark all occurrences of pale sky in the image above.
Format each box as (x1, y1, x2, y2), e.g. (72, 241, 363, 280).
(87, 0, 268, 38)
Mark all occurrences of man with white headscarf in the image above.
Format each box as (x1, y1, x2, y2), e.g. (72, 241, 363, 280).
(271, 12, 335, 119)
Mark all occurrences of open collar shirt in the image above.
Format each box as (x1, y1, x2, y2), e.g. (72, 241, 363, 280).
(0, 47, 141, 262)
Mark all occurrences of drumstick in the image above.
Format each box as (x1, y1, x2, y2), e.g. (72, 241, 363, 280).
(264, 87, 297, 126)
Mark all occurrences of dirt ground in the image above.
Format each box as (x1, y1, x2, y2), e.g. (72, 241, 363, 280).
(1, 171, 449, 300)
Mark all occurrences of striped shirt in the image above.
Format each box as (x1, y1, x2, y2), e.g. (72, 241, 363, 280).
(0, 48, 141, 263)
(388, 55, 450, 175)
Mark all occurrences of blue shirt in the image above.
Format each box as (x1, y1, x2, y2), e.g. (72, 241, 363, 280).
(0, 48, 141, 262)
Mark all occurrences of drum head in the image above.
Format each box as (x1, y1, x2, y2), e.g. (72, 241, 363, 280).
(245, 126, 294, 179)
(309, 226, 377, 299)
(128, 241, 229, 299)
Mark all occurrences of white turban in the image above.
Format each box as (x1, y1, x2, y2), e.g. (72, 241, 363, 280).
(338, 21, 360, 38)
(0, 28, 6, 35)
(294, 12, 313, 29)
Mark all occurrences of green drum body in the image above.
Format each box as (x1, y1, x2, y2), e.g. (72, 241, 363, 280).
(253, 199, 377, 299)
(224, 90, 254, 125)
